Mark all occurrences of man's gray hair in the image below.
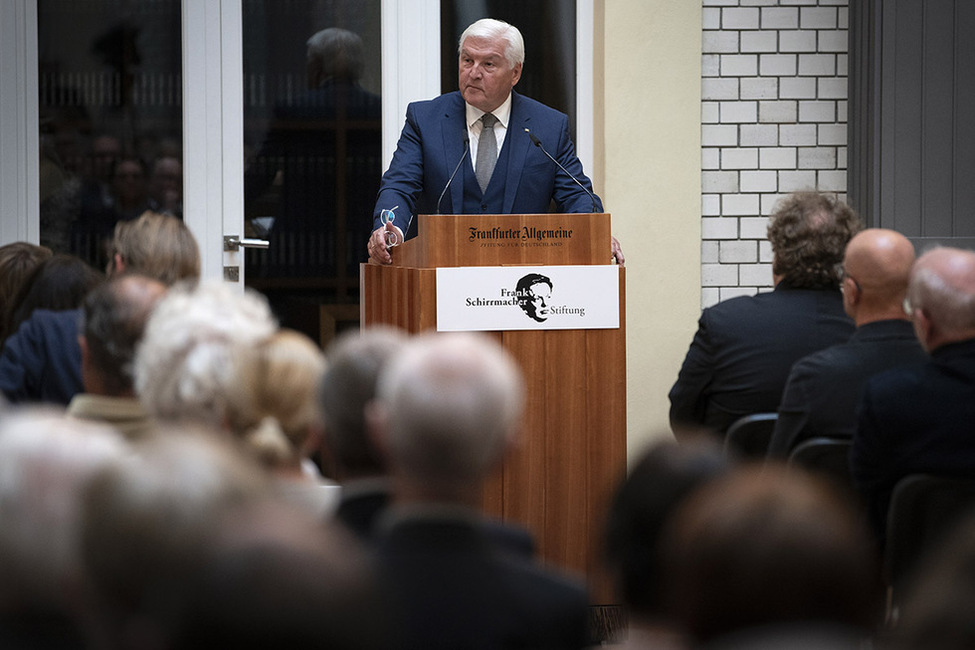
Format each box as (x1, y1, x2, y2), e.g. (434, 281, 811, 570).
(0, 410, 126, 608)
(320, 326, 406, 476)
(134, 280, 277, 428)
(377, 332, 524, 484)
(458, 18, 525, 68)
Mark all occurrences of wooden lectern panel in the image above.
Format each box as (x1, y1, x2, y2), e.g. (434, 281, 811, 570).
(361, 213, 625, 603)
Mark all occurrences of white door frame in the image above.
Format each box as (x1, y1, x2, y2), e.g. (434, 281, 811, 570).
(182, 0, 245, 286)
(0, 0, 39, 244)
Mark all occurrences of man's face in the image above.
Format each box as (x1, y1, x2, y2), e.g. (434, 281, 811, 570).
(525, 282, 551, 322)
(458, 36, 522, 113)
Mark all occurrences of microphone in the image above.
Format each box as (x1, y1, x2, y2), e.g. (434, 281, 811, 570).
(524, 128, 597, 212)
(436, 133, 471, 214)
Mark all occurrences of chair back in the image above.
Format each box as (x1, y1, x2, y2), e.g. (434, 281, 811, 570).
(885, 473, 975, 594)
(788, 437, 854, 492)
(723, 413, 778, 460)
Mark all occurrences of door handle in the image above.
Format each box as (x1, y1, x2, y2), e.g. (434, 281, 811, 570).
(224, 235, 269, 251)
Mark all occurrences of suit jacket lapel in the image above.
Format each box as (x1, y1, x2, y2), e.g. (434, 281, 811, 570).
(503, 92, 531, 214)
(440, 92, 468, 215)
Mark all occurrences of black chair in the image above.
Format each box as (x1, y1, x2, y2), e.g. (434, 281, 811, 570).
(788, 437, 854, 493)
(885, 474, 975, 597)
(723, 413, 777, 460)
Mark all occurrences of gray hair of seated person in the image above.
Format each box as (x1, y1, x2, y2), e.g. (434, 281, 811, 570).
(319, 326, 407, 478)
(134, 280, 276, 429)
(80, 429, 270, 623)
(375, 332, 524, 485)
(82, 274, 167, 396)
(459, 18, 525, 68)
(0, 409, 126, 610)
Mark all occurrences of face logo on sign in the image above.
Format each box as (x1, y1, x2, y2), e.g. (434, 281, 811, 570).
(515, 273, 553, 322)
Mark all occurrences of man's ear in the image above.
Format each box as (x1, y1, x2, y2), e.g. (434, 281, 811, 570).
(111, 253, 126, 277)
(78, 335, 90, 366)
(913, 309, 933, 350)
(365, 399, 391, 463)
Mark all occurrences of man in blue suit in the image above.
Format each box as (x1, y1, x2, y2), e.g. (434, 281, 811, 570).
(367, 17, 623, 266)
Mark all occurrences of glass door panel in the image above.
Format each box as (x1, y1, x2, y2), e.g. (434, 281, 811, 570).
(37, 0, 182, 270)
(242, 0, 382, 343)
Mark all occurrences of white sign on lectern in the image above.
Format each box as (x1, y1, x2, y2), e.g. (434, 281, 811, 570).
(436, 265, 620, 332)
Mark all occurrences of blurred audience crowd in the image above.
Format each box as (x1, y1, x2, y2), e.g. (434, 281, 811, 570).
(0, 190, 973, 649)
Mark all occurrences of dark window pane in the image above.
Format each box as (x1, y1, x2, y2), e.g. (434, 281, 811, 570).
(243, 0, 382, 342)
(37, 0, 183, 269)
(440, 0, 577, 136)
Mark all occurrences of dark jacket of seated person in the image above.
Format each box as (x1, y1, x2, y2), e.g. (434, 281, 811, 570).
(669, 282, 854, 436)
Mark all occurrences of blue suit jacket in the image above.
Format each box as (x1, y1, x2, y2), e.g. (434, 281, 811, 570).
(373, 91, 602, 238)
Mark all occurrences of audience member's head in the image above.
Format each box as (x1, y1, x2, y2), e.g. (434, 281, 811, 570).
(767, 191, 862, 289)
(372, 332, 524, 504)
(905, 246, 975, 352)
(841, 228, 916, 324)
(0, 242, 52, 341)
(892, 515, 975, 650)
(0, 410, 126, 620)
(229, 328, 327, 472)
(147, 156, 182, 217)
(5, 253, 104, 338)
(109, 156, 149, 214)
(87, 133, 122, 185)
(660, 465, 881, 646)
(306, 27, 364, 86)
(319, 326, 406, 481)
(80, 429, 270, 648)
(160, 501, 384, 650)
(107, 210, 200, 285)
(79, 274, 167, 398)
(603, 439, 730, 625)
(134, 281, 277, 430)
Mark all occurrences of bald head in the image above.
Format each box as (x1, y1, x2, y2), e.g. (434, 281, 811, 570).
(842, 229, 915, 324)
(906, 247, 975, 351)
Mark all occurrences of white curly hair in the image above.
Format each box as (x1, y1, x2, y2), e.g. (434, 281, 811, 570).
(134, 280, 277, 428)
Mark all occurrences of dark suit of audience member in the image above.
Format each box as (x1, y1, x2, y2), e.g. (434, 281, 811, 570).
(669, 191, 861, 438)
(370, 333, 587, 649)
(0, 309, 84, 405)
(769, 229, 926, 458)
(852, 247, 975, 540)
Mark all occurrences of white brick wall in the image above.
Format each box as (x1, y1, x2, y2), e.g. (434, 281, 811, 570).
(700, 0, 848, 308)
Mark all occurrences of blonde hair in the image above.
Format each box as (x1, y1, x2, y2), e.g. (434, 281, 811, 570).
(232, 329, 327, 470)
(109, 211, 200, 285)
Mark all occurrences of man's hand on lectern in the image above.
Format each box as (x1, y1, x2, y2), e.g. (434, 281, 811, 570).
(367, 222, 404, 265)
(612, 236, 625, 267)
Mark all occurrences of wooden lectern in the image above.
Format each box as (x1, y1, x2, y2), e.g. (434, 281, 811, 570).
(361, 213, 625, 601)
